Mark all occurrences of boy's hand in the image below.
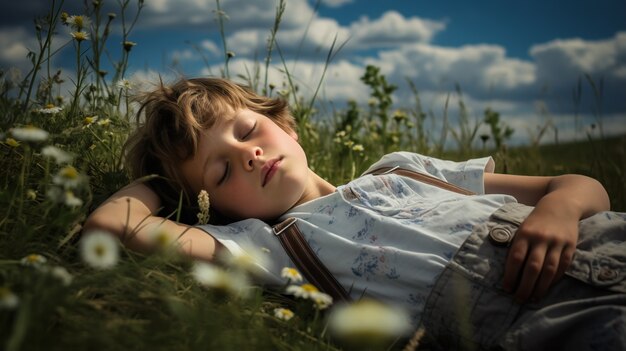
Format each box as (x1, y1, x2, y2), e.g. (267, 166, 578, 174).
(502, 207, 578, 302)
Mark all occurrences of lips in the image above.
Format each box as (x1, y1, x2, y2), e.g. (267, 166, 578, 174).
(261, 157, 282, 187)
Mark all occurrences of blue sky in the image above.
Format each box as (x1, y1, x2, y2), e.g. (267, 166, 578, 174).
(1, 0, 625, 144)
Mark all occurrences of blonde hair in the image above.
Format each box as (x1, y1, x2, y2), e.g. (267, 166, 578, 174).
(124, 77, 295, 224)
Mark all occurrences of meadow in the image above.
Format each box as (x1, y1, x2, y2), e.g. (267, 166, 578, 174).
(1, 1, 624, 350)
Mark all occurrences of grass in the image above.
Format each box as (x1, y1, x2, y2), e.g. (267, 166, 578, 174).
(1, 1, 625, 351)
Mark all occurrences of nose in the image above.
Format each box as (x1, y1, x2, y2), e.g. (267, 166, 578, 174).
(243, 146, 262, 170)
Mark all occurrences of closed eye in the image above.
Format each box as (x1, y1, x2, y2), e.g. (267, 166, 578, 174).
(241, 121, 257, 140)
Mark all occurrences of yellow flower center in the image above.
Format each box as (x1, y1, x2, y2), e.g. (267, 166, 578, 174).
(94, 244, 105, 257)
(61, 166, 79, 179)
(301, 284, 319, 293)
(27, 254, 41, 262)
(45, 103, 55, 109)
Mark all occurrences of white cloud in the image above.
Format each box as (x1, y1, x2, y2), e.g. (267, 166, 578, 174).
(530, 31, 626, 88)
(349, 11, 445, 47)
(321, 0, 353, 7)
(0, 27, 37, 68)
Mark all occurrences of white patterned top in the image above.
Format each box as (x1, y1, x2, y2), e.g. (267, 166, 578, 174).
(198, 152, 518, 326)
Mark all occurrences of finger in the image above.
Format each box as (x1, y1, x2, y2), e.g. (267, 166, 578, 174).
(553, 244, 575, 282)
(503, 238, 529, 293)
(531, 244, 562, 300)
(514, 243, 548, 302)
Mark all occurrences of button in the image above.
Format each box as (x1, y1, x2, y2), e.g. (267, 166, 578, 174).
(488, 226, 513, 247)
(597, 267, 618, 281)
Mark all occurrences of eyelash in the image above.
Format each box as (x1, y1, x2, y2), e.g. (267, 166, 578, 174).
(217, 122, 257, 185)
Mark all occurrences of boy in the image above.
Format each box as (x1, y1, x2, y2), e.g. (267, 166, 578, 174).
(84, 77, 624, 349)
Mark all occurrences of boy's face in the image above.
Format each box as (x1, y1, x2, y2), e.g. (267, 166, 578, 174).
(181, 108, 310, 221)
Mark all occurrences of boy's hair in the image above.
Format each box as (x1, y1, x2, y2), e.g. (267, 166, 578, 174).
(124, 77, 296, 224)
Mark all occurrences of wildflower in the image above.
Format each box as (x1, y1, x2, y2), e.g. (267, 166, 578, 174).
(53, 165, 84, 189)
(97, 118, 111, 127)
(116, 79, 132, 90)
(26, 189, 37, 200)
(311, 291, 333, 310)
(4, 138, 20, 147)
(0, 287, 19, 309)
(328, 299, 411, 340)
(50, 266, 73, 286)
(393, 110, 407, 122)
(123, 41, 136, 51)
(11, 126, 49, 142)
(108, 13, 116, 20)
(352, 144, 364, 152)
(281, 267, 303, 283)
(37, 103, 63, 114)
(82, 115, 98, 126)
(286, 283, 319, 299)
(368, 98, 377, 107)
(41, 145, 74, 164)
(273, 308, 295, 321)
(221, 245, 270, 276)
(61, 12, 70, 25)
(197, 189, 210, 224)
(191, 261, 250, 296)
(63, 190, 83, 207)
(67, 15, 91, 30)
(71, 31, 90, 42)
(20, 253, 47, 267)
(226, 51, 235, 58)
(80, 230, 120, 269)
(148, 224, 173, 249)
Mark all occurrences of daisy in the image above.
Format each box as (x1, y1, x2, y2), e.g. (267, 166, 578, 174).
(311, 291, 333, 310)
(37, 103, 63, 114)
(220, 245, 269, 276)
(191, 261, 249, 296)
(123, 41, 137, 51)
(71, 31, 89, 42)
(20, 253, 47, 267)
(273, 308, 295, 321)
(97, 118, 111, 127)
(0, 287, 19, 309)
(328, 299, 411, 339)
(41, 145, 74, 164)
(286, 283, 319, 299)
(82, 116, 98, 126)
(147, 224, 174, 249)
(66, 15, 91, 30)
(116, 79, 132, 90)
(281, 267, 303, 283)
(53, 165, 84, 189)
(63, 190, 83, 207)
(352, 144, 364, 152)
(11, 126, 49, 142)
(50, 266, 73, 286)
(80, 230, 120, 269)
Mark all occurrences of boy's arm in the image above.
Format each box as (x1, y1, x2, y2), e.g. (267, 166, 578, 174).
(484, 172, 610, 302)
(83, 182, 223, 262)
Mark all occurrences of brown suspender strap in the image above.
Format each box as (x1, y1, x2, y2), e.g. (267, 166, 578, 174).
(366, 166, 475, 195)
(272, 165, 474, 302)
(273, 217, 351, 302)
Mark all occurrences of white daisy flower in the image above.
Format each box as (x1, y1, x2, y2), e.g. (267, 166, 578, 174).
(20, 253, 47, 267)
(273, 308, 294, 321)
(281, 267, 303, 283)
(52, 165, 85, 189)
(70, 31, 89, 42)
(66, 15, 91, 30)
(0, 287, 19, 309)
(82, 116, 98, 126)
(41, 145, 74, 164)
(116, 79, 132, 90)
(147, 223, 174, 249)
(311, 291, 333, 310)
(11, 126, 49, 142)
(220, 245, 270, 276)
(328, 299, 411, 339)
(80, 230, 120, 269)
(37, 103, 63, 114)
(97, 118, 111, 127)
(191, 261, 250, 297)
(63, 190, 83, 207)
(286, 283, 320, 299)
(50, 266, 73, 286)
